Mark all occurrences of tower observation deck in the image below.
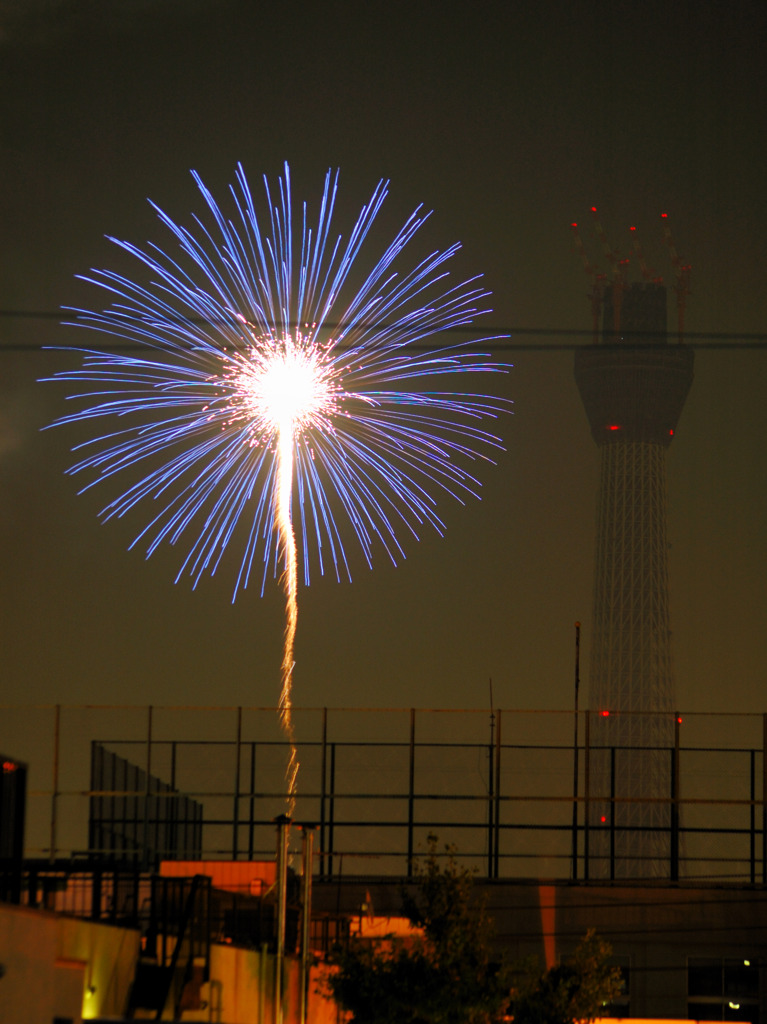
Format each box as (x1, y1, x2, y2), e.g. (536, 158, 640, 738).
(575, 279, 694, 879)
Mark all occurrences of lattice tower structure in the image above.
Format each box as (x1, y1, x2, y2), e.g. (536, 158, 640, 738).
(575, 281, 694, 879)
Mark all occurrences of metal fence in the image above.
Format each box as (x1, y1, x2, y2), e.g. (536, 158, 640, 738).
(1, 705, 765, 881)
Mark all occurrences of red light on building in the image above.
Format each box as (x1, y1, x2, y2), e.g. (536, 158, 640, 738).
(600, 710, 610, 717)
(2, 760, 18, 773)
(601, 815, 607, 823)
(607, 425, 621, 431)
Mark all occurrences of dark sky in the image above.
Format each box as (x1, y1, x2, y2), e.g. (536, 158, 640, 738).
(1, 0, 766, 717)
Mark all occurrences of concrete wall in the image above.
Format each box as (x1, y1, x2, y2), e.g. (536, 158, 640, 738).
(0, 901, 338, 1024)
(0, 902, 140, 1022)
(178, 947, 338, 1024)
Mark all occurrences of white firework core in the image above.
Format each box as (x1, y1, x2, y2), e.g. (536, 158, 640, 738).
(232, 328, 342, 812)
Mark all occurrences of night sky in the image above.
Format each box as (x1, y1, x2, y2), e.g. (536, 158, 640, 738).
(1, 0, 766, 717)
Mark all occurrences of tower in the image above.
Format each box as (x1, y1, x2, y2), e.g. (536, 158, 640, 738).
(573, 214, 694, 879)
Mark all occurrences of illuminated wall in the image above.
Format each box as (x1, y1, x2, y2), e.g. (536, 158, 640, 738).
(0, 902, 139, 1021)
(0, 900, 337, 1023)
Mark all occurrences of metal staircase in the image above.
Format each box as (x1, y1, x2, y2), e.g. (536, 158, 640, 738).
(127, 874, 211, 1019)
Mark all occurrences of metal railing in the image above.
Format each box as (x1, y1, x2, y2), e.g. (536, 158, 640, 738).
(2, 705, 766, 882)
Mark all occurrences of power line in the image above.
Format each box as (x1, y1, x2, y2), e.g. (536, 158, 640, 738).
(2, 311, 767, 351)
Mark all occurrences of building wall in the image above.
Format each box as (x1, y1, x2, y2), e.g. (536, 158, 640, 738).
(0, 902, 140, 1022)
(0, 900, 338, 1024)
(315, 878, 767, 1022)
(179, 945, 337, 1024)
(491, 880, 767, 1020)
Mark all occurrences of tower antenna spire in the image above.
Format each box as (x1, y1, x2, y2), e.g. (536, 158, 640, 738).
(630, 225, 662, 285)
(570, 220, 606, 344)
(590, 207, 630, 336)
(661, 213, 692, 343)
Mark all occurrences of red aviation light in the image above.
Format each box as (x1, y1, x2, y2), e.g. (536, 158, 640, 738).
(669, 429, 674, 436)
(2, 759, 18, 772)
(607, 424, 621, 431)
(601, 816, 607, 823)
(600, 710, 610, 717)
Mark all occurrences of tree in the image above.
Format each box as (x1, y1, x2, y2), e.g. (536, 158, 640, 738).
(510, 929, 624, 1024)
(323, 835, 511, 1024)
(324, 836, 622, 1024)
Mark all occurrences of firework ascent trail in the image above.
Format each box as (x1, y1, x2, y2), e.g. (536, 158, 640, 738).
(276, 422, 299, 812)
(44, 163, 511, 812)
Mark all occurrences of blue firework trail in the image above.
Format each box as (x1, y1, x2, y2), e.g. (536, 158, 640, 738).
(44, 163, 511, 807)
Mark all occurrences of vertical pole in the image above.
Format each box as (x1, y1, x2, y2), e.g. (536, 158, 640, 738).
(110, 744, 119, 861)
(584, 712, 591, 881)
(763, 714, 767, 886)
(671, 713, 680, 882)
(488, 683, 495, 880)
(328, 743, 336, 878)
(407, 709, 416, 878)
(274, 814, 291, 1024)
(669, 743, 677, 880)
(169, 741, 178, 861)
(142, 706, 153, 871)
(248, 742, 256, 862)
(320, 708, 327, 878)
(88, 739, 97, 858)
(572, 622, 581, 880)
(750, 749, 756, 885)
(609, 746, 616, 882)
(494, 708, 502, 879)
(299, 825, 316, 1024)
(259, 941, 269, 1024)
(158, 877, 167, 964)
(49, 704, 61, 864)
(233, 707, 243, 860)
(91, 865, 102, 921)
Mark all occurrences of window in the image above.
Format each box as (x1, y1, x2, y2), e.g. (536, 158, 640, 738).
(688, 957, 759, 1024)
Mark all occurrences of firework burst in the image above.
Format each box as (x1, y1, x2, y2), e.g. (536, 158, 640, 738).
(45, 163, 510, 809)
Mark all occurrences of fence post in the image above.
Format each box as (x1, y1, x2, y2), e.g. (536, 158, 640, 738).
(407, 708, 415, 878)
(49, 704, 61, 864)
(328, 742, 336, 878)
(91, 865, 102, 921)
(232, 706, 242, 860)
(248, 741, 257, 861)
(750, 748, 756, 885)
(141, 705, 153, 870)
(320, 708, 327, 878)
(274, 814, 291, 1024)
(763, 713, 767, 885)
(487, 706, 495, 879)
(609, 746, 616, 882)
(670, 713, 680, 882)
(494, 708, 502, 879)
(572, 622, 581, 881)
(299, 825, 316, 1024)
(584, 712, 591, 881)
